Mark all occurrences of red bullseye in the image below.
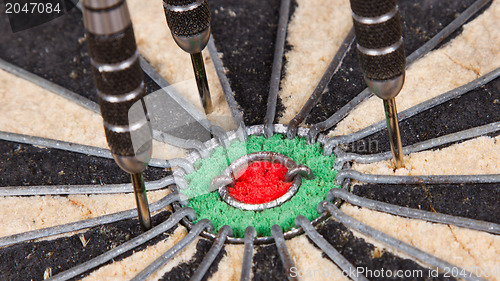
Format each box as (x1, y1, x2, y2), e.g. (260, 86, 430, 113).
(228, 161, 293, 204)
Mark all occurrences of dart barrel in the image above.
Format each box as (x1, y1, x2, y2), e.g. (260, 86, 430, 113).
(163, 0, 211, 53)
(82, 0, 152, 174)
(350, 0, 406, 100)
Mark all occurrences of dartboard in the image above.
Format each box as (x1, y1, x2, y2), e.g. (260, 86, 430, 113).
(0, 0, 499, 280)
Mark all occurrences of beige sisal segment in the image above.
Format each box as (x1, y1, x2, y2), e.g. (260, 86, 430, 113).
(278, 0, 353, 124)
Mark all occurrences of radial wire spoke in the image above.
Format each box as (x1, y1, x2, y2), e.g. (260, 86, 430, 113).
(319, 201, 487, 281)
(264, 0, 292, 138)
(0, 131, 191, 170)
(295, 215, 369, 281)
(271, 224, 298, 281)
(405, 0, 492, 65)
(0, 175, 179, 196)
(335, 169, 500, 186)
(0, 57, 100, 113)
(190, 225, 233, 281)
(240, 226, 257, 281)
(207, 37, 247, 139)
(328, 189, 500, 234)
(130, 219, 214, 281)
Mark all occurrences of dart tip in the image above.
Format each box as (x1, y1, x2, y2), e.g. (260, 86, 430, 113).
(131, 172, 152, 231)
(383, 99, 404, 169)
(191, 52, 213, 115)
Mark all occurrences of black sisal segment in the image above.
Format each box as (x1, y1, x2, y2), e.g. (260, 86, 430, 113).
(209, 0, 291, 125)
(343, 77, 500, 154)
(252, 244, 289, 281)
(0, 139, 166, 187)
(159, 238, 226, 281)
(306, 0, 477, 125)
(0, 211, 174, 281)
(314, 219, 456, 281)
(351, 183, 500, 224)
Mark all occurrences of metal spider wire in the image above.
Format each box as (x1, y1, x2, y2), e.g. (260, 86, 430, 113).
(286, 27, 356, 140)
(240, 226, 257, 281)
(207, 37, 247, 140)
(0, 131, 195, 170)
(334, 170, 500, 186)
(190, 225, 233, 281)
(271, 224, 299, 281)
(0, 0, 498, 280)
(264, 0, 292, 138)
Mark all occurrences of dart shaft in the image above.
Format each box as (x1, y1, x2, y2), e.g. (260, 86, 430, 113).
(82, 0, 153, 230)
(131, 173, 152, 231)
(384, 99, 404, 168)
(191, 52, 213, 114)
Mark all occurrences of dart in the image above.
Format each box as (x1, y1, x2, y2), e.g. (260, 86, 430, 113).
(163, 0, 213, 114)
(82, 0, 153, 230)
(349, 0, 406, 168)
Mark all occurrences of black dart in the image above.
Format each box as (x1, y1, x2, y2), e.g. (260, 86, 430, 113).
(349, 0, 406, 168)
(82, 0, 153, 231)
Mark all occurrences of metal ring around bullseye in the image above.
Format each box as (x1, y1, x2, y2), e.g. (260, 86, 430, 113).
(175, 124, 334, 244)
(211, 151, 314, 211)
